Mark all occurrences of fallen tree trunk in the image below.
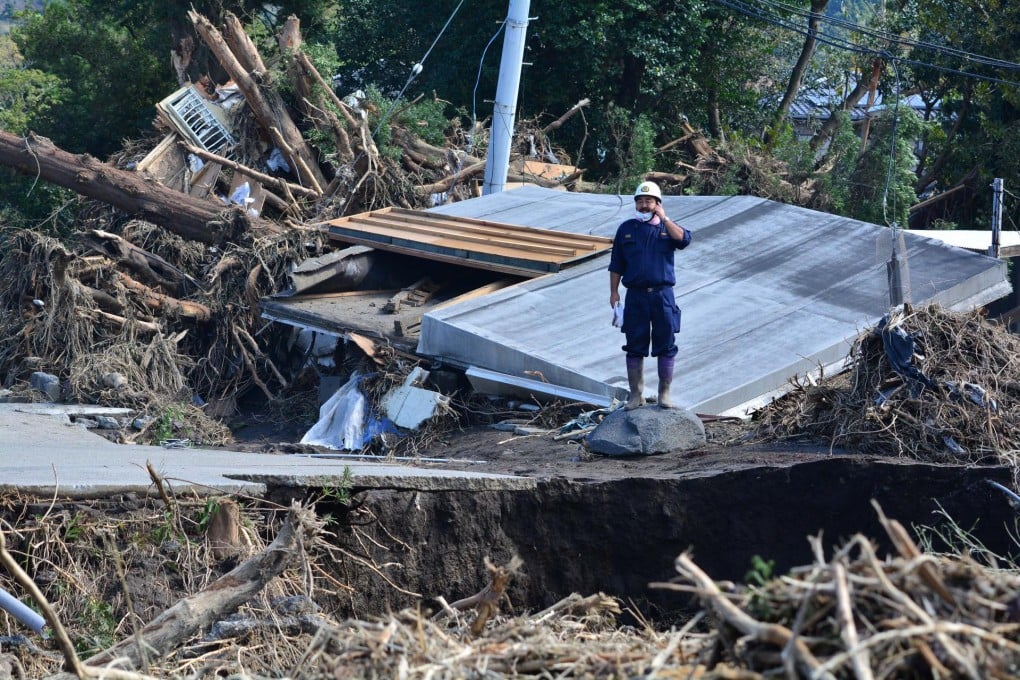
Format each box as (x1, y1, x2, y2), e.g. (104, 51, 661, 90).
(507, 167, 584, 189)
(81, 503, 324, 672)
(646, 171, 690, 185)
(190, 9, 327, 193)
(223, 11, 267, 75)
(415, 161, 486, 195)
(0, 131, 276, 245)
(116, 272, 212, 321)
(291, 46, 375, 167)
(393, 129, 479, 169)
(541, 98, 590, 135)
(83, 229, 199, 294)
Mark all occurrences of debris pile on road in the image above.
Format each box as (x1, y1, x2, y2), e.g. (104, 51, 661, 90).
(753, 304, 1020, 463)
(0, 10, 587, 445)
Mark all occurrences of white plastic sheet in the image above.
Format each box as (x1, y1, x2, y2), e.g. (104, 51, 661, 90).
(267, 147, 291, 173)
(300, 372, 366, 450)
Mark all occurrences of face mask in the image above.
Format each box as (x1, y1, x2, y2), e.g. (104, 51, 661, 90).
(634, 210, 653, 222)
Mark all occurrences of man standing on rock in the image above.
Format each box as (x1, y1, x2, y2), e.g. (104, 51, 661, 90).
(608, 181, 692, 410)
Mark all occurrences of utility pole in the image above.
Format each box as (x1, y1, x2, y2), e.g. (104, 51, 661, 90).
(886, 224, 910, 308)
(482, 0, 531, 195)
(989, 177, 1004, 258)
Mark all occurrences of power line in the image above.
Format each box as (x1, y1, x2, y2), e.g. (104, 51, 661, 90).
(754, 0, 1020, 71)
(471, 23, 507, 154)
(711, 0, 1020, 87)
(372, 0, 467, 140)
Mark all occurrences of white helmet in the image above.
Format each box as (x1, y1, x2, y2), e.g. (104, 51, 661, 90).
(634, 181, 662, 202)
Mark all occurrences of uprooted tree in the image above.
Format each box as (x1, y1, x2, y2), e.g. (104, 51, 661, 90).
(0, 11, 592, 443)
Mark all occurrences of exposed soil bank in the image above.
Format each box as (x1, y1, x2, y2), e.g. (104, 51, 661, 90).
(272, 457, 1020, 623)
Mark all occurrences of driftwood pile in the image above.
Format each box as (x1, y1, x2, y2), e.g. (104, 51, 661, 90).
(5, 495, 1019, 678)
(0, 10, 588, 440)
(753, 304, 1020, 465)
(660, 500, 1020, 679)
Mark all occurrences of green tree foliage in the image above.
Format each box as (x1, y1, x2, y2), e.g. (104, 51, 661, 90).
(1, 0, 1017, 230)
(895, 0, 1020, 228)
(814, 110, 859, 216)
(12, 3, 155, 154)
(11, 0, 170, 156)
(603, 106, 656, 188)
(848, 105, 926, 228)
(690, 6, 785, 140)
(0, 1, 341, 233)
(0, 36, 64, 135)
(0, 35, 75, 234)
(328, 0, 715, 180)
(8, 0, 338, 158)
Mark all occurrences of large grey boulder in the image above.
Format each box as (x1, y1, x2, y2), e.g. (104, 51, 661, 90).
(585, 406, 705, 456)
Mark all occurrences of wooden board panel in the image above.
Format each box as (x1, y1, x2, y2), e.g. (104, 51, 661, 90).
(320, 207, 612, 275)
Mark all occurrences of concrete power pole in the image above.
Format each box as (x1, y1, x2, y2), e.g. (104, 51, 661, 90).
(482, 0, 531, 195)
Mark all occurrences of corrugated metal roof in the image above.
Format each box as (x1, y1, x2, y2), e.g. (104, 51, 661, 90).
(320, 207, 612, 276)
(262, 187, 1010, 416)
(786, 87, 938, 123)
(415, 187, 1010, 416)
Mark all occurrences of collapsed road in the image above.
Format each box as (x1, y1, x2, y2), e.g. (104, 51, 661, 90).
(3, 401, 1018, 624)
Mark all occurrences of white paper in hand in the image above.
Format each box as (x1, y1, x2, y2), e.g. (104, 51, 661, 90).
(611, 302, 624, 327)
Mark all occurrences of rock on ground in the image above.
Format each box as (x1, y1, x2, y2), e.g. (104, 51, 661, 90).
(584, 406, 706, 456)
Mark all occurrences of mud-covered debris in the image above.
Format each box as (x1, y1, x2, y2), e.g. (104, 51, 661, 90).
(0, 9, 589, 450)
(754, 304, 1020, 464)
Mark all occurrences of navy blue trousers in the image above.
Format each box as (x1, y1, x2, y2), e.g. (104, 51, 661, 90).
(621, 287, 680, 358)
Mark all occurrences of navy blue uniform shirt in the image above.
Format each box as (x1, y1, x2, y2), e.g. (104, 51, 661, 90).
(608, 217, 691, 288)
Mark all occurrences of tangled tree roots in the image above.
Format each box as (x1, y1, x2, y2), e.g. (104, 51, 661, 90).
(754, 305, 1020, 465)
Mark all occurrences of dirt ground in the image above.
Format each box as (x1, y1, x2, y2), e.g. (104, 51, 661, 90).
(411, 418, 842, 480)
(224, 402, 848, 482)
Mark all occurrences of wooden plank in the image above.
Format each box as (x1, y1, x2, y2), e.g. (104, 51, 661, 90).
(358, 213, 587, 252)
(279, 288, 399, 301)
(189, 161, 221, 198)
(348, 215, 580, 257)
(327, 207, 610, 250)
(136, 133, 189, 192)
(431, 279, 517, 311)
(228, 172, 266, 215)
(328, 227, 606, 272)
(386, 208, 607, 250)
(520, 159, 579, 179)
(320, 232, 553, 276)
(388, 207, 610, 248)
(321, 207, 612, 273)
(393, 317, 422, 337)
(384, 277, 441, 313)
(384, 289, 405, 313)
(136, 133, 179, 176)
(328, 225, 565, 266)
